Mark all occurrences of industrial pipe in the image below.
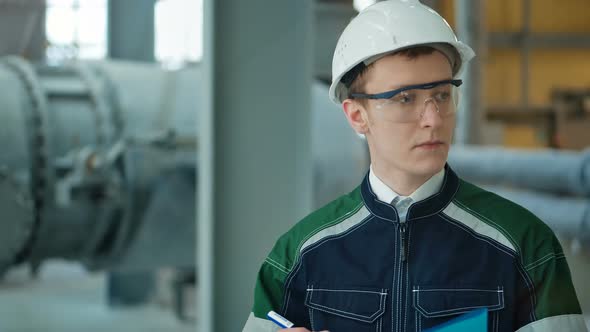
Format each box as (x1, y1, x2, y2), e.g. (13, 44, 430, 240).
(449, 145, 590, 196)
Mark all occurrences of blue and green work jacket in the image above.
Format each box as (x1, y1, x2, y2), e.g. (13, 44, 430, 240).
(242, 165, 586, 332)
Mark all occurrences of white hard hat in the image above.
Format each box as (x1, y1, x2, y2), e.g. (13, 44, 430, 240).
(329, 0, 475, 104)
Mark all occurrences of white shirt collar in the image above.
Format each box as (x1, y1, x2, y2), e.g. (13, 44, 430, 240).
(368, 165, 445, 204)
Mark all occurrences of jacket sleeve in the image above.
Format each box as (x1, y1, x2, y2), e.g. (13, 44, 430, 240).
(515, 235, 587, 332)
(242, 258, 290, 332)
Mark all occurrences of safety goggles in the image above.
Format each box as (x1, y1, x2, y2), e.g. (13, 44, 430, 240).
(350, 79, 462, 123)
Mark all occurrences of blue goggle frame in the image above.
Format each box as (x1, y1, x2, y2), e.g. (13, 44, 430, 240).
(350, 79, 463, 100)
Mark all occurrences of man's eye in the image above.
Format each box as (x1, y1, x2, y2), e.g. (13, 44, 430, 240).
(435, 91, 451, 102)
(393, 93, 415, 104)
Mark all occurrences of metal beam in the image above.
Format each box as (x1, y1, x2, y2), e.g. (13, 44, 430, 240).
(199, 0, 313, 331)
(490, 33, 590, 49)
(108, 0, 156, 62)
(0, 0, 46, 60)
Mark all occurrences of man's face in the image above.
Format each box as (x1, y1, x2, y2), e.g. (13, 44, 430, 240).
(346, 51, 456, 179)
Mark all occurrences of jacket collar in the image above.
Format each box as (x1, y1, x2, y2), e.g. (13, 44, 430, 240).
(361, 164, 459, 223)
(369, 165, 445, 204)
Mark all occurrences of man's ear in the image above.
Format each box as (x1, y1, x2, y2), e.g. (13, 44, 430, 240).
(342, 99, 369, 134)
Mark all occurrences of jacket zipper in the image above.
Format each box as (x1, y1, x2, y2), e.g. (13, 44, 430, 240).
(395, 221, 409, 332)
(400, 222, 408, 262)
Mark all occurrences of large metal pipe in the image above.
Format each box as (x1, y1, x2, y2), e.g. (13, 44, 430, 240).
(484, 186, 590, 241)
(0, 57, 368, 276)
(0, 57, 199, 274)
(449, 145, 590, 196)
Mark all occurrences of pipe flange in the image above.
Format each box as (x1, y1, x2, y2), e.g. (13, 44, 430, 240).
(74, 63, 115, 147)
(0, 169, 34, 273)
(2, 57, 51, 264)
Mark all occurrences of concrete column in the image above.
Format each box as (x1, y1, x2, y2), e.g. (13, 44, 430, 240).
(455, 0, 484, 145)
(198, 0, 313, 331)
(108, 0, 156, 61)
(106, 0, 157, 306)
(314, 2, 356, 81)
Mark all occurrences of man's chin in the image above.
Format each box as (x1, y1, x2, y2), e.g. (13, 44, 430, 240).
(410, 158, 446, 176)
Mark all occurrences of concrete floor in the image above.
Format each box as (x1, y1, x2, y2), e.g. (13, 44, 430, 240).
(0, 262, 196, 332)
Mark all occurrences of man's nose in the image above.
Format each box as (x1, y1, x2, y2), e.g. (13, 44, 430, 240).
(419, 98, 443, 127)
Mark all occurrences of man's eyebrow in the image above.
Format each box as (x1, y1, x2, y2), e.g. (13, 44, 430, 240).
(384, 78, 454, 91)
(383, 84, 404, 91)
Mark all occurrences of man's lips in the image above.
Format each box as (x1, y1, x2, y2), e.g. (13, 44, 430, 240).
(414, 140, 445, 149)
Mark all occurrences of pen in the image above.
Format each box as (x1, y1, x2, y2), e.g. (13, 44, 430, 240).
(267, 310, 294, 329)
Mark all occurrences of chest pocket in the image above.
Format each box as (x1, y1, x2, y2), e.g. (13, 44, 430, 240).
(304, 286, 387, 332)
(412, 286, 505, 332)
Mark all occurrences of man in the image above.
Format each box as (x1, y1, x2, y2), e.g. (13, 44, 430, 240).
(242, 1, 586, 331)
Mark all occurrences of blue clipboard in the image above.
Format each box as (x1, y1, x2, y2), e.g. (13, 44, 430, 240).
(423, 308, 488, 332)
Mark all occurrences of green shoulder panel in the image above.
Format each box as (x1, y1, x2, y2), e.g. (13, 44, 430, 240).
(252, 259, 290, 318)
(454, 179, 581, 318)
(251, 185, 364, 318)
(454, 179, 557, 265)
(527, 249, 582, 318)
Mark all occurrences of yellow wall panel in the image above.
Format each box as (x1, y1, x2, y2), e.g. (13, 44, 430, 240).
(439, 0, 590, 33)
(438, 0, 522, 32)
(484, 49, 590, 106)
(529, 50, 590, 105)
(503, 124, 546, 148)
(531, 0, 590, 33)
(435, 0, 590, 147)
(485, 0, 522, 32)
(484, 49, 522, 106)
(438, 0, 455, 28)
(440, 1, 590, 106)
